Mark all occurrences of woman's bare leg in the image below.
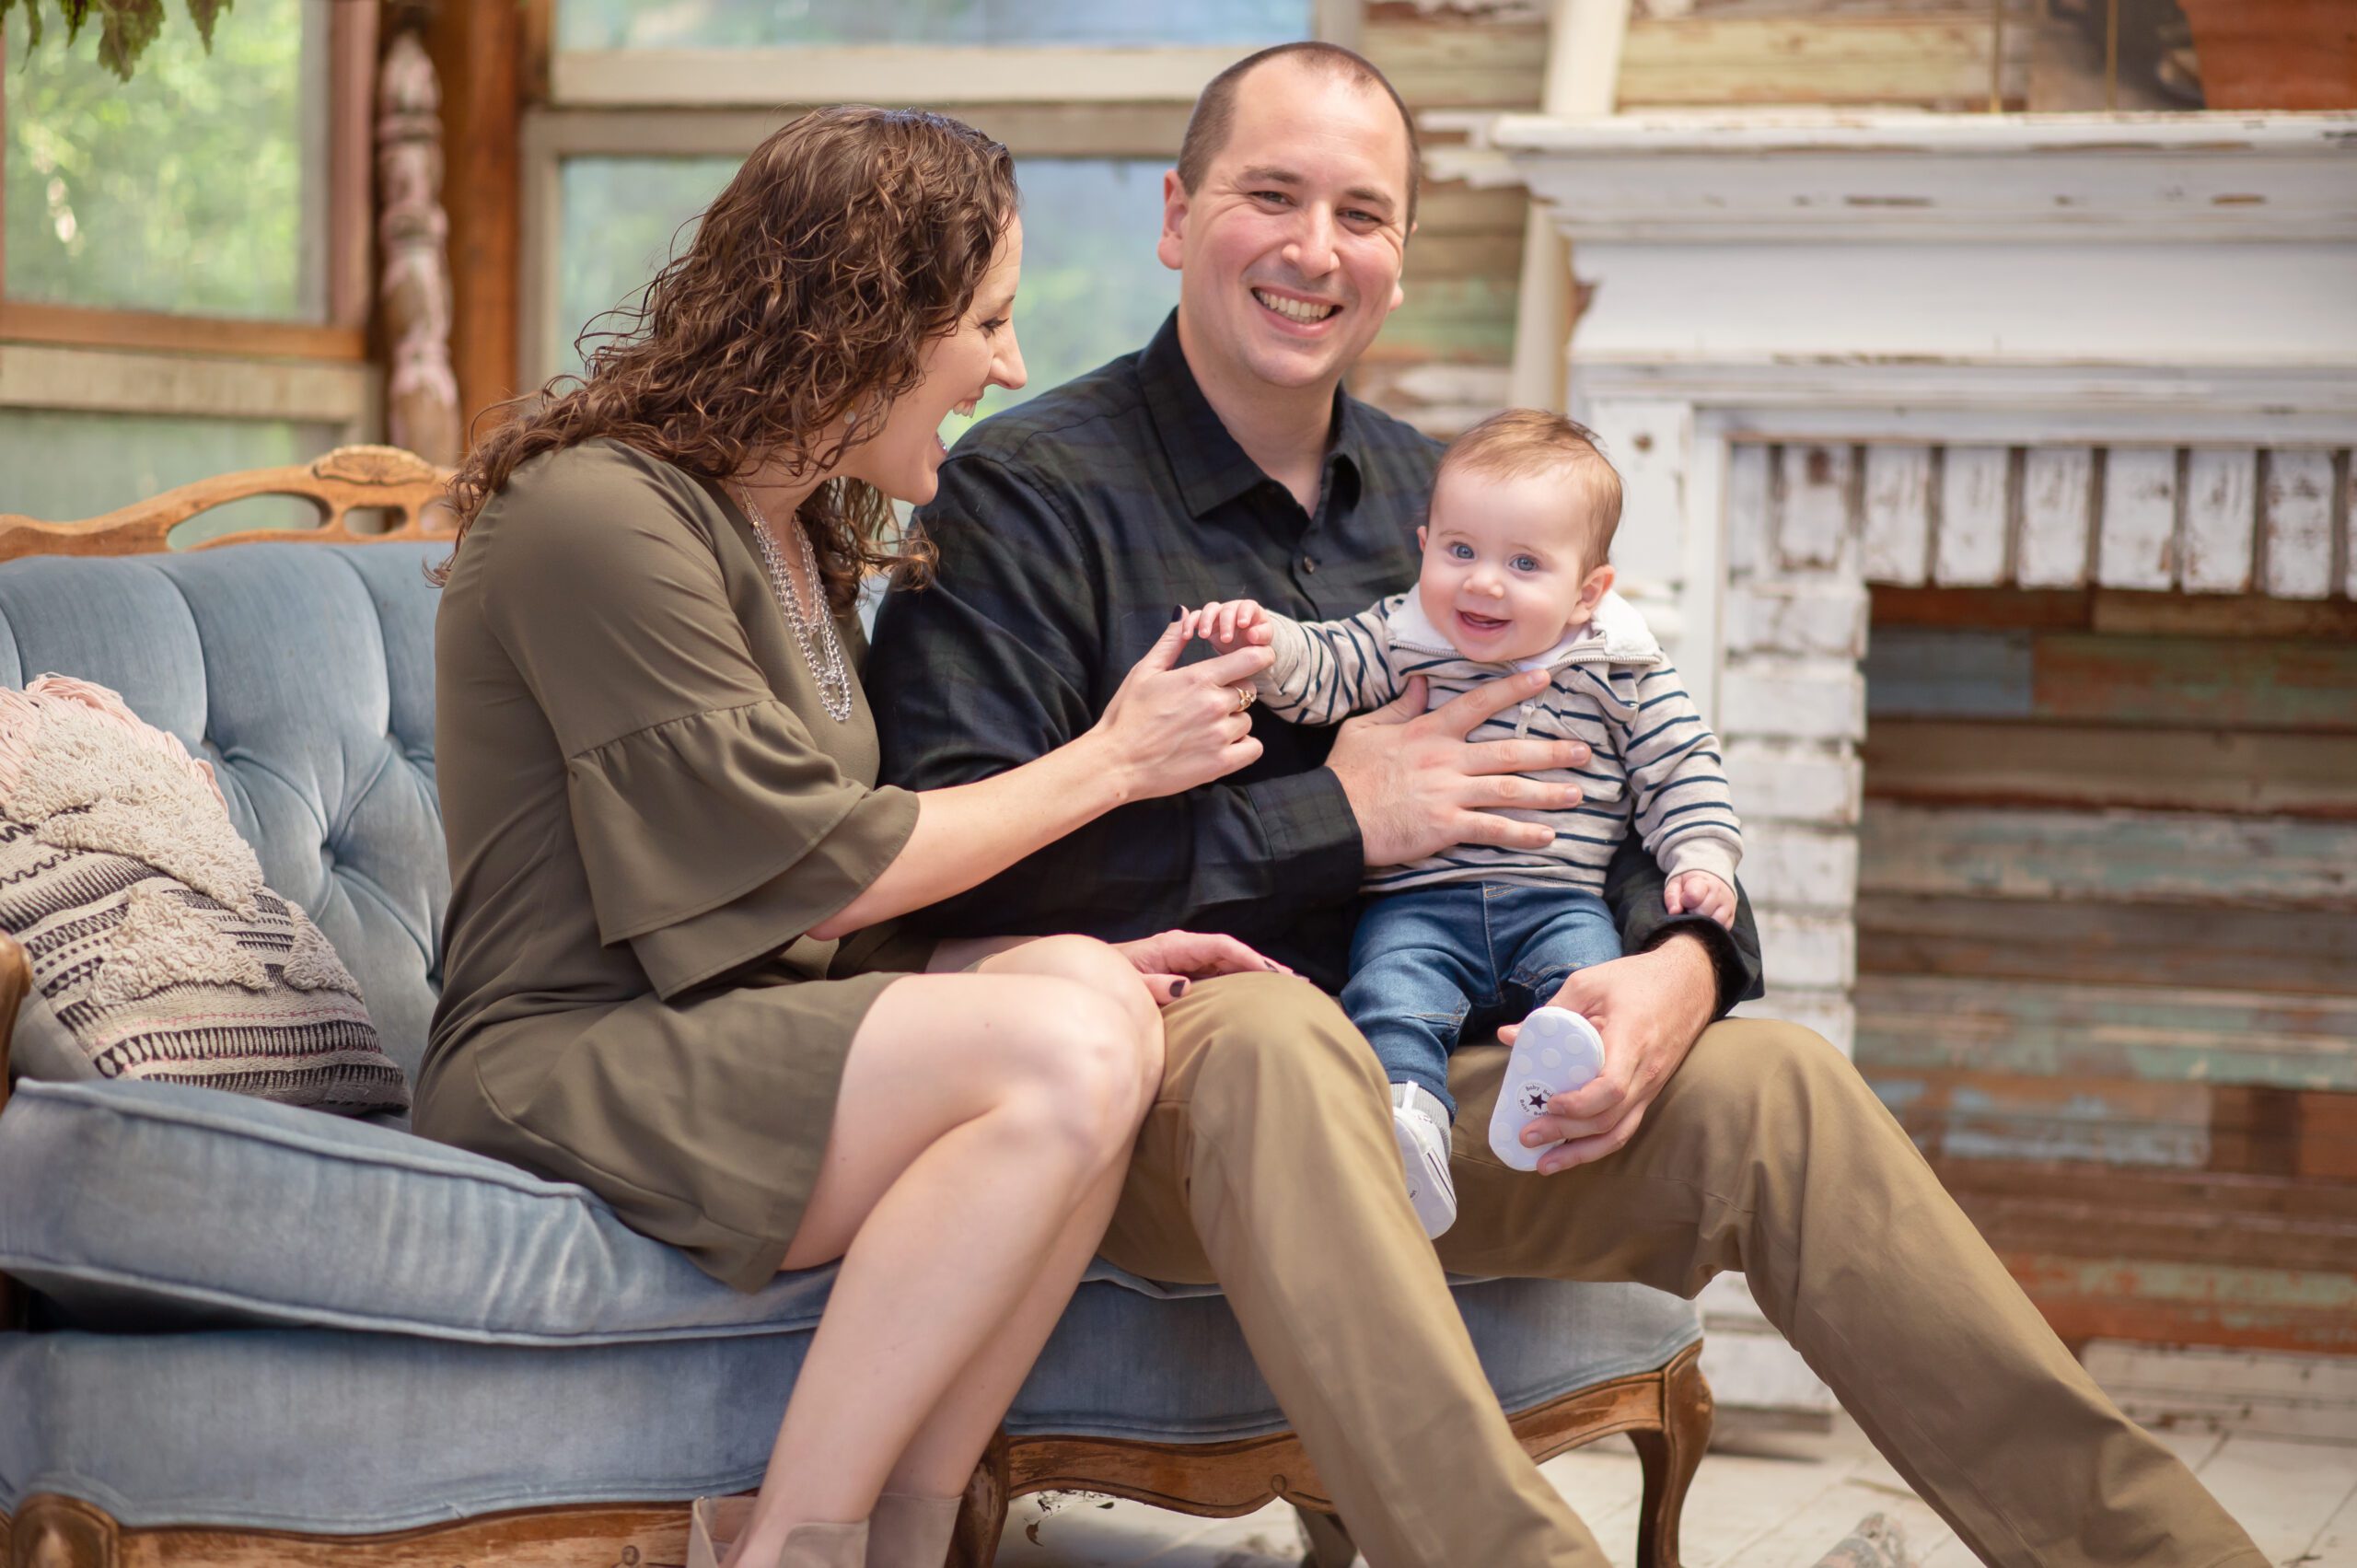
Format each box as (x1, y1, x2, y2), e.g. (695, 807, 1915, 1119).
(878, 938, 1162, 1495)
(726, 945, 1157, 1567)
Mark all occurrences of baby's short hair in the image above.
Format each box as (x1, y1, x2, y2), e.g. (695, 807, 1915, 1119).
(1437, 409, 1623, 565)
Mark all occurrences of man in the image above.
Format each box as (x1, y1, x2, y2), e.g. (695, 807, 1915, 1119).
(865, 42, 2260, 1568)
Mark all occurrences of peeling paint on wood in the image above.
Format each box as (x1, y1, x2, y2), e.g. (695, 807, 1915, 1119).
(1871, 1068, 2213, 1167)
(1854, 973, 2357, 1090)
(1860, 445, 1933, 586)
(1857, 801, 2357, 909)
(1725, 442, 1771, 577)
(2260, 448, 2337, 600)
(1933, 445, 2012, 587)
(2097, 447, 2179, 591)
(1863, 628, 2032, 716)
(1725, 739, 1863, 824)
(1998, 1255, 2357, 1355)
(1777, 443, 1856, 572)
(1857, 893, 2357, 999)
(1745, 823, 1861, 910)
(2181, 448, 2258, 594)
(2016, 447, 2095, 588)
(1722, 655, 1867, 742)
(1862, 627, 2357, 733)
(1863, 719, 2357, 818)
(1864, 723, 2357, 819)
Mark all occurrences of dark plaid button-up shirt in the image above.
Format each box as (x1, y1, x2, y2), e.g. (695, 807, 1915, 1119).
(867, 311, 1762, 1005)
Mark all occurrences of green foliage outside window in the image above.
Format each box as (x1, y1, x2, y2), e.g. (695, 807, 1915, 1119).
(3, 0, 316, 319)
(0, 0, 230, 82)
(558, 154, 1178, 426)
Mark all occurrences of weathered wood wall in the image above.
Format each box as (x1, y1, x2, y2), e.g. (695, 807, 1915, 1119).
(1357, 0, 2052, 436)
(1720, 435, 2357, 1354)
(1858, 573, 2357, 1354)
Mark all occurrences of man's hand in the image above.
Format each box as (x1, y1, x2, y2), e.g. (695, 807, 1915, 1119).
(1666, 869, 1736, 927)
(1497, 934, 1718, 1171)
(1324, 670, 1590, 867)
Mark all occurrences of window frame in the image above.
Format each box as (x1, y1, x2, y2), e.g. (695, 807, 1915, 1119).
(517, 0, 1359, 389)
(0, 4, 380, 452)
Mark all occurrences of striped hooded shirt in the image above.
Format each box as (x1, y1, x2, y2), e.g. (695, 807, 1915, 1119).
(1256, 589, 1744, 897)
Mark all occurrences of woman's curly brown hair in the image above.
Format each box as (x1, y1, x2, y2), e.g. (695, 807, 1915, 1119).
(435, 106, 1017, 613)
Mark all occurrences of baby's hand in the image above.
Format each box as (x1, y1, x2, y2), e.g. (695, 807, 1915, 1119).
(1181, 598, 1275, 653)
(1665, 870, 1736, 928)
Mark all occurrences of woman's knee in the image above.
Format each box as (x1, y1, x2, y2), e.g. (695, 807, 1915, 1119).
(1000, 935, 1163, 1105)
(996, 978, 1157, 1165)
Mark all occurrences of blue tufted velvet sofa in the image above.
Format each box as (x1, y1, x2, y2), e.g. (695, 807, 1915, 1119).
(0, 451, 1712, 1568)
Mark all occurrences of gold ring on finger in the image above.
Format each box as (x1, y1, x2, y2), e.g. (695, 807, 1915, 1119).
(1234, 685, 1256, 714)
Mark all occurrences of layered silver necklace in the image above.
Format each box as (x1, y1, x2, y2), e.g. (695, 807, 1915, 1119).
(730, 482, 854, 723)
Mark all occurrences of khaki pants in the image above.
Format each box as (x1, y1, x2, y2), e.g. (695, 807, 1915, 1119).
(1100, 972, 2264, 1568)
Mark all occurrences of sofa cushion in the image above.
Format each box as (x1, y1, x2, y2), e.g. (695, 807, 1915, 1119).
(0, 1078, 843, 1344)
(0, 1278, 1701, 1533)
(0, 677, 406, 1115)
(0, 544, 446, 1093)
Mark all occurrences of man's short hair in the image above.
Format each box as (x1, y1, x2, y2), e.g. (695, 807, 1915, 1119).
(1177, 41, 1422, 229)
(1439, 410, 1625, 563)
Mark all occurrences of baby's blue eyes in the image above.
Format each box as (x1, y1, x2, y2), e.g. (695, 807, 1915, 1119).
(1445, 541, 1545, 574)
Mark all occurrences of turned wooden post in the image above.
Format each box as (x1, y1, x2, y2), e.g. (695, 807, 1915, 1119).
(376, 6, 463, 468)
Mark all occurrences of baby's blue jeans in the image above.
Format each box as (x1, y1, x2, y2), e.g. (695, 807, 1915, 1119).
(1340, 881, 1623, 1121)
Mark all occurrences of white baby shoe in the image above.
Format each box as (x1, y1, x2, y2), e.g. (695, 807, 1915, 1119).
(1487, 1005, 1605, 1172)
(1390, 1082, 1459, 1238)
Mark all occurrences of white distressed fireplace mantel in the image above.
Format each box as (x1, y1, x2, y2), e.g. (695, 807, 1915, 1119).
(1425, 110, 2357, 1418)
(1426, 107, 2357, 1033)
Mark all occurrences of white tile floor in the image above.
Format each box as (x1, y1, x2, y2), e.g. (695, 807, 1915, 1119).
(991, 1417, 2357, 1567)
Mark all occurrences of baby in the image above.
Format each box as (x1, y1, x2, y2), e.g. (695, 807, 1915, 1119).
(1185, 409, 1742, 1237)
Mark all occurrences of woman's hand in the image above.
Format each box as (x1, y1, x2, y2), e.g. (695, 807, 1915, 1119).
(1091, 619, 1273, 801)
(1113, 929, 1295, 1006)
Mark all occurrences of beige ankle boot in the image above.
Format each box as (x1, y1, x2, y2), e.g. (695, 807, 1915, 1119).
(688, 1497, 870, 1568)
(865, 1492, 962, 1567)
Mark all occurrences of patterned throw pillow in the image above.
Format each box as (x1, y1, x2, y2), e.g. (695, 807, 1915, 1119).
(0, 676, 409, 1115)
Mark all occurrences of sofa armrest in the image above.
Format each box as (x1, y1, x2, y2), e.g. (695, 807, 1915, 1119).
(0, 928, 25, 1329)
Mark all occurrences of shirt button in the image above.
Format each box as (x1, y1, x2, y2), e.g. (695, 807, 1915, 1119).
(1301, 555, 1318, 574)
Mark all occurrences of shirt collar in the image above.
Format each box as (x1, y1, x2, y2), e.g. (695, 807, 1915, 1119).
(1139, 309, 1367, 520)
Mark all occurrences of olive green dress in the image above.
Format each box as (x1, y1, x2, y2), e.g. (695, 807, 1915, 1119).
(415, 438, 927, 1292)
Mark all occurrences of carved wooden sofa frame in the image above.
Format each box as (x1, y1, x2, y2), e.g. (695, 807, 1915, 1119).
(0, 448, 1714, 1568)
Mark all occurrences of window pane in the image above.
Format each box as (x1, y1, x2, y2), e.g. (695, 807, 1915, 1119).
(0, 411, 338, 541)
(560, 0, 1308, 49)
(554, 154, 1178, 422)
(3, 0, 326, 319)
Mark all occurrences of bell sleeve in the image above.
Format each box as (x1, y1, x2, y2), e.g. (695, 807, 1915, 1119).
(477, 450, 917, 1000)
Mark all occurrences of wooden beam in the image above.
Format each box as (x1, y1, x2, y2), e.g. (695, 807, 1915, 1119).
(327, 2, 382, 333)
(1858, 892, 2357, 998)
(0, 303, 366, 362)
(1931, 1159, 2357, 1356)
(1864, 627, 2357, 733)
(1858, 800, 2357, 906)
(426, 0, 525, 445)
(1855, 972, 2357, 1092)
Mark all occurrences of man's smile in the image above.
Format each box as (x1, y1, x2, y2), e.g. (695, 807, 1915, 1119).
(1251, 287, 1341, 327)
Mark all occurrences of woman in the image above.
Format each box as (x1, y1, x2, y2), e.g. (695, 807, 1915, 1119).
(414, 108, 1279, 1568)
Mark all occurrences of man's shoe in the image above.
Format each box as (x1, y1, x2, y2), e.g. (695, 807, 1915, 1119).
(1391, 1082, 1459, 1238)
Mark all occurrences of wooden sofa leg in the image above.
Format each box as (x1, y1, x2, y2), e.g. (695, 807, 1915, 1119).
(1294, 1504, 1358, 1568)
(11, 1494, 119, 1568)
(947, 1433, 1011, 1568)
(1630, 1343, 1714, 1568)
